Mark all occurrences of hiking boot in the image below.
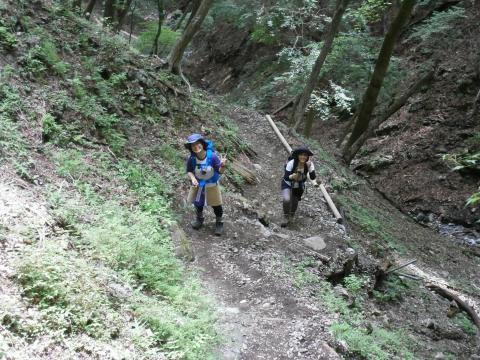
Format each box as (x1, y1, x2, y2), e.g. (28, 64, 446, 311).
(191, 215, 204, 230)
(214, 217, 224, 236)
(280, 215, 291, 228)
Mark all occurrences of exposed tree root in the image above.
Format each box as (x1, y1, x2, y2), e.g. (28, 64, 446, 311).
(426, 283, 480, 331)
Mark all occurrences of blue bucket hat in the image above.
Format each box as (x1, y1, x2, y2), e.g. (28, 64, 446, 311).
(184, 133, 207, 150)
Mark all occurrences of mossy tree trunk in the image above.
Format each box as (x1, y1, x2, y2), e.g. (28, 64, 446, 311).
(342, 0, 416, 163)
(151, 0, 165, 55)
(290, 0, 350, 132)
(168, 0, 215, 75)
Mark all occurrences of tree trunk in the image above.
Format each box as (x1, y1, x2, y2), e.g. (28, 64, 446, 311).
(168, 0, 215, 74)
(290, 0, 350, 132)
(151, 0, 165, 55)
(342, 0, 416, 163)
(343, 68, 433, 163)
(174, 10, 189, 31)
(103, 0, 116, 26)
(303, 108, 315, 137)
(128, 0, 137, 44)
(84, 0, 97, 19)
(114, 0, 133, 32)
(185, 0, 202, 28)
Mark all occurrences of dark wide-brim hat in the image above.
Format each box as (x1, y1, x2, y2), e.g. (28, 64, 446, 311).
(184, 133, 207, 150)
(291, 146, 313, 158)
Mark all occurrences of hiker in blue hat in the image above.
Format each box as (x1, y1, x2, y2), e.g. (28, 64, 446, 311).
(281, 145, 316, 227)
(185, 134, 227, 236)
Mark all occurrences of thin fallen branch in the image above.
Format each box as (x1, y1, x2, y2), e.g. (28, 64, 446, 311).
(386, 259, 417, 274)
(426, 283, 480, 330)
(396, 272, 422, 280)
(154, 76, 188, 97)
(272, 97, 295, 115)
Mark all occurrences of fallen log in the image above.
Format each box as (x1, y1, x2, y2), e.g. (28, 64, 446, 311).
(426, 283, 480, 331)
(231, 159, 258, 184)
(265, 114, 342, 223)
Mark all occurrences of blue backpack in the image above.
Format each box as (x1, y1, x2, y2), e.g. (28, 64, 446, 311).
(190, 140, 221, 187)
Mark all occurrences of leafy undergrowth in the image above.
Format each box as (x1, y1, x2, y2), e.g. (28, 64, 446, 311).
(9, 145, 219, 359)
(0, 0, 253, 358)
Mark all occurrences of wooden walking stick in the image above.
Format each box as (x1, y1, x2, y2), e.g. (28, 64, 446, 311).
(265, 115, 343, 223)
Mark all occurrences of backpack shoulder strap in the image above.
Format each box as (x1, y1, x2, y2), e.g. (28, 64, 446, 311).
(189, 154, 196, 169)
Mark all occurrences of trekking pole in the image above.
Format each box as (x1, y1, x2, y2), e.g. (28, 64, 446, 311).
(265, 114, 343, 223)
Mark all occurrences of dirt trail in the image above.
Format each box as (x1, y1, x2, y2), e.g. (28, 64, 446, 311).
(182, 107, 349, 359)
(182, 106, 480, 359)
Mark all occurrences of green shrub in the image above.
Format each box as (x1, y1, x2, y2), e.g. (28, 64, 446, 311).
(331, 322, 413, 360)
(343, 274, 366, 294)
(373, 276, 410, 302)
(250, 24, 277, 45)
(17, 244, 121, 338)
(36, 40, 69, 75)
(42, 113, 62, 141)
(95, 114, 126, 153)
(0, 26, 17, 49)
(409, 6, 466, 43)
(53, 148, 90, 180)
(135, 22, 180, 55)
(453, 313, 477, 337)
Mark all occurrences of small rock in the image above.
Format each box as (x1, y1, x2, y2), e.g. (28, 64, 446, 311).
(434, 352, 445, 359)
(425, 319, 436, 329)
(253, 163, 262, 171)
(303, 236, 326, 251)
(333, 285, 349, 299)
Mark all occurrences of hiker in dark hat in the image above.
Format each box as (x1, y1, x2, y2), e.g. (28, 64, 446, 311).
(185, 133, 227, 236)
(281, 146, 317, 227)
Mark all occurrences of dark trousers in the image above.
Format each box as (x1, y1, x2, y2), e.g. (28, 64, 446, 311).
(282, 188, 303, 216)
(195, 205, 223, 218)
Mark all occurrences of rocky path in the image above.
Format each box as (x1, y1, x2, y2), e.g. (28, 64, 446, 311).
(182, 107, 349, 359)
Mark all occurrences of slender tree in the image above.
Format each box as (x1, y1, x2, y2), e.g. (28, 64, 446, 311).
(168, 0, 215, 75)
(184, 0, 202, 28)
(290, 0, 350, 133)
(128, 0, 138, 44)
(342, 0, 416, 162)
(151, 0, 165, 55)
(343, 69, 434, 162)
(174, 10, 189, 31)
